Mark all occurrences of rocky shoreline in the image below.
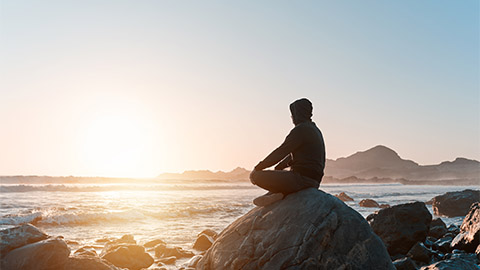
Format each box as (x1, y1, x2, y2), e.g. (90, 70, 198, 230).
(1, 189, 479, 270)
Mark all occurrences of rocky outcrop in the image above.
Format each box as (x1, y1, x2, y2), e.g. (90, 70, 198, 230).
(432, 189, 480, 217)
(101, 244, 153, 270)
(359, 198, 380, 207)
(197, 188, 394, 270)
(335, 192, 354, 201)
(0, 223, 48, 256)
(451, 202, 480, 252)
(367, 201, 432, 255)
(1, 237, 70, 270)
(419, 258, 480, 270)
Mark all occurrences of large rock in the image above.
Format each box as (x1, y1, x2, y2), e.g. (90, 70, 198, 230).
(0, 223, 48, 256)
(101, 244, 153, 270)
(197, 188, 394, 270)
(419, 258, 480, 270)
(367, 201, 432, 255)
(432, 189, 480, 217)
(193, 233, 214, 251)
(451, 202, 480, 252)
(63, 255, 119, 270)
(1, 237, 70, 270)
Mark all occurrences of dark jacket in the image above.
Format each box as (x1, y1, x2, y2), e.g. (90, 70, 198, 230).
(254, 99, 326, 182)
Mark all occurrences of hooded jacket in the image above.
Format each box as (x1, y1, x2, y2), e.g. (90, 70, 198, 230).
(254, 98, 326, 182)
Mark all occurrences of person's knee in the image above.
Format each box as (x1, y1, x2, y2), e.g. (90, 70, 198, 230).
(249, 170, 259, 185)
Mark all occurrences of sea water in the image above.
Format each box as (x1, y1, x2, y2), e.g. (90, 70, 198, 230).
(0, 181, 477, 250)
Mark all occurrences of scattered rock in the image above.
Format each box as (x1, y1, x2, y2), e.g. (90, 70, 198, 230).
(367, 201, 432, 256)
(335, 192, 354, 202)
(451, 202, 480, 253)
(193, 233, 214, 251)
(444, 252, 479, 265)
(118, 234, 136, 244)
(74, 246, 97, 257)
(434, 236, 453, 253)
(1, 237, 70, 270)
(0, 223, 48, 256)
(101, 244, 154, 270)
(431, 218, 447, 228)
(380, 204, 391, 209)
(419, 258, 480, 270)
(359, 198, 380, 207)
(429, 219, 448, 239)
(197, 188, 394, 270)
(407, 242, 431, 263)
(432, 189, 480, 217)
(156, 256, 176, 264)
(425, 198, 434, 205)
(393, 257, 417, 270)
(447, 224, 460, 234)
(197, 229, 218, 240)
(184, 255, 203, 268)
(64, 255, 119, 270)
(143, 239, 166, 248)
(154, 244, 194, 259)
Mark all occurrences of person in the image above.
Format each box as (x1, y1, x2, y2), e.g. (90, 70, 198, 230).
(250, 98, 326, 206)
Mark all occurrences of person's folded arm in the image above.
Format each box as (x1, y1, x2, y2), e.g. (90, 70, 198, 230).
(254, 128, 302, 171)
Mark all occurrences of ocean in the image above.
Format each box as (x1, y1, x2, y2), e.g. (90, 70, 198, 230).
(0, 181, 476, 266)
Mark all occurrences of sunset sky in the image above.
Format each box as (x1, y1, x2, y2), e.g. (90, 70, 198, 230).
(1, 1, 479, 177)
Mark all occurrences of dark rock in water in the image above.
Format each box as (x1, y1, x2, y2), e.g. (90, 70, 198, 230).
(425, 198, 434, 205)
(429, 226, 448, 239)
(197, 188, 394, 270)
(143, 239, 166, 248)
(444, 252, 479, 265)
(407, 242, 431, 263)
(447, 224, 460, 234)
(434, 236, 453, 253)
(425, 237, 436, 248)
(101, 244, 154, 270)
(419, 258, 480, 270)
(193, 233, 214, 251)
(154, 244, 194, 259)
(451, 202, 480, 253)
(432, 189, 480, 217)
(197, 229, 218, 240)
(335, 192, 354, 201)
(359, 198, 380, 207)
(63, 255, 119, 270)
(367, 201, 432, 256)
(431, 218, 447, 228)
(1, 237, 70, 270)
(74, 246, 97, 257)
(393, 257, 417, 270)
(0, 223, 48, 256)
(380, 204, 391, 209)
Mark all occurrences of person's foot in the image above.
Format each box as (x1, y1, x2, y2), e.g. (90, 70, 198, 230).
(253, 192, 284, 207)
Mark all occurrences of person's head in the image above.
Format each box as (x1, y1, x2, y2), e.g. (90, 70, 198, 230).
(290, 98, 313, 125)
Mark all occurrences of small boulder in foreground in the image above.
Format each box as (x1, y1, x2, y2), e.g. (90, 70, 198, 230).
(0, 223, 48, 256)
(197, 188, 394, 270)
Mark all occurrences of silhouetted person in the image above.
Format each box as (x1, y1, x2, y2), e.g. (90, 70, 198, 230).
(250, 98, 326, 206)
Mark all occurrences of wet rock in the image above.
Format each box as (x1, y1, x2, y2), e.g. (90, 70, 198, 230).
(380, 204, 391, 209)
(154, 244, 194, 259)
(419, 258, 480, 270)
(425, 198, 434, 205)
(156, 256, 176, 264)
(198, 229, 218, 240)
(193, 233, 214, 251)
(184, 255, 203, 268)
(451, 202, 480, 253)
(359, 198, 380, 207)
(425, 237, 436, 248)
(431, 218, 447, 228)
(447, 224, 460, 234)
(64, 255, 119, 270)
(1, 237, 70, 270)
(143, 239, 166, 248)
(74, 246, 97, 257)
(367, 201, 432, 256)
(432, 189, 480, 217)
(335, 192, 354, 202)
(434, 236, 453, 253)
(0, 223, 48, 256)
(429, 227, 448, 239)
(101, 244, 154, 270)
(197, 188, 394, 270)
(407, 242, 431, 263)
(118, 234, 136, 244)
(393, 257, 417, 270)
(444, 252, 479, 265)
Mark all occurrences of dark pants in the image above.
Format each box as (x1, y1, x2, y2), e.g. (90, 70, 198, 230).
(250, 170, 320, 195)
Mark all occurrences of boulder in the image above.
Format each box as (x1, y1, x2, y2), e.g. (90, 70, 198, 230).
(154, 244, 194, 259)
(393, 257, 417, 270)
(407, 242, 431, 263)
(197, 188, 394, 270)
(193, 233, 214, 251)
(0, 223, 48, 256)
(101, 244, 153, 270)
(432, 189, 480, 217)
(1, 237, 70, 270)
(367, 201, 432, 255)
(380, 204, 391, 209)
(63, 255, 119, 270)
(335, 192, 354, 202)
(429, 219, 448, 239)
(433, 236, 453, 253)
(74, 246, 97, 257)
(359, 198, 380, 208)
(143, 239, 166, 248)
(197, 229, 218, 240)
(184, 255, 203, 268)
(419, 258, 480, 270)
(156, 256, 176, 264)
(451, 202, 480, 252)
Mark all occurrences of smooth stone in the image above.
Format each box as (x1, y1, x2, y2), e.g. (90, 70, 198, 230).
(432, 189, 480, 217)
(431, 218, 447, 228)
(143, 239, 166, 248)
(184, 255, 203, 268)
(154, 244, 194, 259)
(407, 242, 431, 263)
(197, 188, 394, 270)
(451, 202, 480, 253)
(359, 198, 380, 208)
(380, 204, 391, 209)
(101, 244, 153, 270)
(193, 233, 214, 251)
(419, 258, 480, 270)
(0, 223, 48, 256)
(1, 237, 70, 270)
(429, 226, 448, 239)
(335, 192, 354, 202)
(368, 201, 432, 256)
(74, 246, 97, 257)
(63, 255, 120, 270)
(156, 256, 176, 264)
(197, 229, 218, 240)
(393, 257, 417, 270)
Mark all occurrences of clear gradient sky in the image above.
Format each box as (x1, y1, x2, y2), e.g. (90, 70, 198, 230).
(1, 1, 479, 177)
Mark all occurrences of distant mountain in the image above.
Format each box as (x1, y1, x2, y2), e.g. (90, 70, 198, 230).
(157, 167, 250, 180)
